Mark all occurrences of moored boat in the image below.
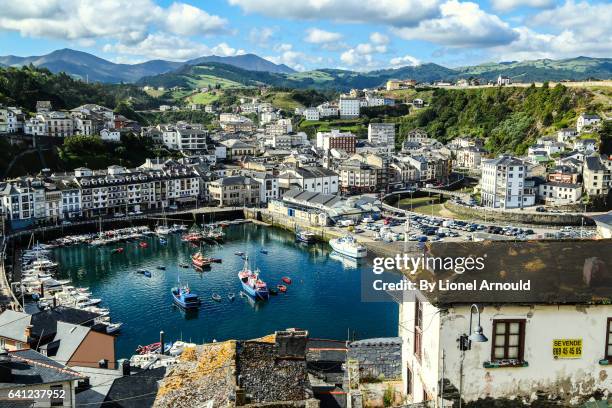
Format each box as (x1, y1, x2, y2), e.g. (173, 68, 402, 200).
(277, 284, 287, 293)
(237, 256, 269, 301)
(281, 277, 292, 285)
(329, 235, 367, 258)
(296, 229, 316, 244)
(191, 252, 213, 268)
(212, 293, 222, 302)
(171, 285, 201, 309)
(106, 322, 123, 334)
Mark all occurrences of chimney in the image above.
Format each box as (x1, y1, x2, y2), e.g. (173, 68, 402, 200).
(120, 359, 131, 376)
(24, 325, 33, 342)
(0, 348, 12, 383)
(275, 328, 308, 359)
(52, 297, 57, 309)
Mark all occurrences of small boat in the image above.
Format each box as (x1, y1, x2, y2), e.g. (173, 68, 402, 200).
(296, 229, 316, 244)
(268, 288, 278, 296)
(159, 238, 167, 245)
(136, 342, 161, 355)
(192, 252, 213, 268)
(238, 257, 269, 300)
(106, 322, 123, 334)
(157, 266, 166, 270)
(277, 284, 287, 293)
(228, 293, 235, 301)
(234, 251, 244, 256)
(137, 269, 147, 274)
(212, 293, 222, 302)
(260, 249, 268, 254)
(111, 247, 124, 254)
(139, 242, 148, 248)
(143, 271, 152, 278)
(329, 235, 367, 258)
(281, 277, 292, 285)
(171, 285, 201, 309)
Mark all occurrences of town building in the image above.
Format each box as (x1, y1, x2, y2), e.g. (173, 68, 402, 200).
(497, 75, 511, 86)
(316, 129, 356, 154)
(339, 97, 360, 118)
(583, 155, 611, 197)
(455, 146, 485, 169)
(0, 105, 24, 133)
(480, 156, 535, 208)
(386, 79, 416, 90)
(303, 108, 320, 121)
(538, 182, 582, 205)
(208, 175, 260, 207)
(368, 123, 395, 146)
(278, 167, 339, 195)
(576, 113, 601, 133)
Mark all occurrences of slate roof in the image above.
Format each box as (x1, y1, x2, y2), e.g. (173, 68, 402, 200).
(104, 367, 166, 408)
(0, 349, 83, 389)
(585, 156, 605, 171)
(590, 211, 612, 227)
(41, 321, 90, 364)
(0, 310, 32, 343)
(30, 306, 101, 338)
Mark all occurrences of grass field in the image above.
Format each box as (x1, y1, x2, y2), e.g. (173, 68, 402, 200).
(397, 196, 462, 218)
(186, 75, 243, 89)
(186, 92, 220, 105)
(263, 92, 304, 111)
(144, 89, 166, 98)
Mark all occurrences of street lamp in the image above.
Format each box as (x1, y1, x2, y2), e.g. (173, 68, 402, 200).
(457, 304, 488, 408)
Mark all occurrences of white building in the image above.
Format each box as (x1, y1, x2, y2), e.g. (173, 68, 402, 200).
(497, 75, 511, 86)
(251, 172, 279, 204)
(480, 156, 535, 208)
(576, 113, 601, 133)
(398, 241, 612, 406)
(339, 97, 360, 118)
(316, 129, 356, 153)
(304, 108, 320, 121)
(538, 182, 582, 205)
(0, 106, 24, 133)
(278, 167, 339, 194)
(368, 123, 395, 146)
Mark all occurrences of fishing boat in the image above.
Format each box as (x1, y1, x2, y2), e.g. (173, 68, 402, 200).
(237, 256, 269, 300)
(212, 293, 222, 302)
(191, 251, 213, 268)
(181, 233, 201, 243)
(296, 229, 316, 244)
(105, 322, 123, 334)
(329, 235, 367, 258)
(111, 247, 124, 254)
(277, 284, 287, 293)
(139, 241, 149, 248)
(171, 271, 201, 309)
(228, 293, 235, 301)
(281, 277, 292, 285)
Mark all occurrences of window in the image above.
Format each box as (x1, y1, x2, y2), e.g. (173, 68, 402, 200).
(605, 318, 612, 361)
(414, 298, 423, 361)
(406, 367, 412, 395)
(491, 319, 525, 361)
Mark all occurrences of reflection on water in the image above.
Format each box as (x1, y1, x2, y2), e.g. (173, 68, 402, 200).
(53, 223, 398, 357)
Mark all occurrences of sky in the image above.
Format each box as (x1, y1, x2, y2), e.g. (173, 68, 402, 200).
(0, 0, 610, 71)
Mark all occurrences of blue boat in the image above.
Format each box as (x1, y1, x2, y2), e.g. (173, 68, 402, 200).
(143, 270, 152, 278)
(237, 257, 269, 301)
(171, 285, 201, 309)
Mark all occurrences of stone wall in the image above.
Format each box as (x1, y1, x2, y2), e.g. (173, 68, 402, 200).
(347, 337, 402, 381)
(444, 201, 590, 226)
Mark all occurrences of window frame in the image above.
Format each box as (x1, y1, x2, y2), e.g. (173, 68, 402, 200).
(491, 319, 526, 362)
(605, 318, 612, 361)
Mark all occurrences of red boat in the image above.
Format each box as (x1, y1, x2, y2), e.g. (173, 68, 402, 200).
(281, 277, 292, 285)
(111, 247, 124, 254)
(191, 252, 213, 268)
(181, 233, 202, 243)
(277, 284, 287, 293)
(136, 342, 161, 354)
(139, 242, 148, 248)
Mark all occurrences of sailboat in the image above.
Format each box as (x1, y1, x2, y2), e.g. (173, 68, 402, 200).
(155, 207, 171, 235)
(237, 256, 269, 301)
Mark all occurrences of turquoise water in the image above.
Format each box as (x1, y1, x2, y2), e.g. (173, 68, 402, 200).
(53, 223, 398, 358)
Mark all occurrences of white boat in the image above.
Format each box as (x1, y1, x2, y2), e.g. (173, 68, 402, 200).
(329, 235, 367, 258)
(168, 341, 196, 356)
(155, 225, 171, 235)
(105, 322, 123, 334)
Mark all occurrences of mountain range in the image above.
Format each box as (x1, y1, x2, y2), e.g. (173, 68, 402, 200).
(0, 48, 610, 89)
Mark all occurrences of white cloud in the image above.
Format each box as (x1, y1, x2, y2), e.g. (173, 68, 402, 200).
(164, 3, 228, 36)
(490, 1, 612, 60)
(0, 0, 228, 41)
(390, 55, 421, 67)
(370, 32, 390, 45)
(248, 27, 276, 43)
(305, 28, 343, 44)
(228, 0, 442, 27)
(490, 0, 554, 12)
(266, 43, 322, 71)
(103, 34, 241, 61)
(393, 0, 518, 47)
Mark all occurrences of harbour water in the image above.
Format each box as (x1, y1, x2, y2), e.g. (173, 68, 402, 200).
(52, 223, 399, 358)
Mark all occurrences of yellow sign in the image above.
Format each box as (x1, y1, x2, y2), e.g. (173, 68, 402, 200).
(552, 339, 582, 359)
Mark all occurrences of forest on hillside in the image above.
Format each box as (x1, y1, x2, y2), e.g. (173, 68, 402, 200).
(398, 83, 604, 154)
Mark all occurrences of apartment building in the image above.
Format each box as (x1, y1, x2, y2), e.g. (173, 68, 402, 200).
(339, 97, 360, 118)
(303, 108, 320, 121)
(583, 155, 611, 197)
(538, 182, 582, 205)
(316, 130, 356, 153)
(455, 146, 484, 169)
(251, 172, 279, 204)
(480, 156, 535, 208)
(39, 111, 74, 137)
(0, 105, 24, 133)
(278, 167, 339, 195)
(367, 123, 395, 145)
(208, 176, 260, 207)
